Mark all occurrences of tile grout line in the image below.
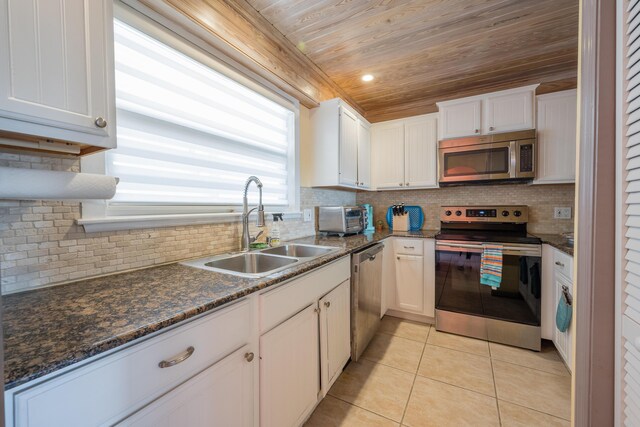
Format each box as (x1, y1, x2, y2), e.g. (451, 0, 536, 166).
(491, 357, 571, 378)
(488, 342, 503, 426)
(325, 394, 403, 424)
(495, 399, 572, 423)
(377, 329, 430, 344)
(413, 371, 498, 399)
(399, 325, 432, 425)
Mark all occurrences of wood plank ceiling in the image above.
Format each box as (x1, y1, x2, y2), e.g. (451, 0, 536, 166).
(246, 0, 579, 122)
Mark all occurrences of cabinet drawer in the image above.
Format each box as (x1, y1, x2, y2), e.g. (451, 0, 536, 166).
(553, 249, 573, 280)
(393, 238, 424, 256)
(260, 257, 350, 333)
(13, 300, 252, 427)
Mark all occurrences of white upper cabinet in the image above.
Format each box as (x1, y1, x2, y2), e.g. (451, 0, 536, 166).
(371, 113, 438, 190)
(372, 121, 405, 189)
(339, 107, 359, 187)
(438, 99, 482, 139)
(308, 98, 371, 190)
(0, 0, 116, 152)
(534, 89, 577, 184)
(483, 89, 535, 133)
(437, 85, 538, 139)
(405, 115, 438, 188)
(357, 120, 371, 188)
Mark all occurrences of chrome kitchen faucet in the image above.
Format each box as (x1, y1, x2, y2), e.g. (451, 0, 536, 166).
(241, 176, 265, 252)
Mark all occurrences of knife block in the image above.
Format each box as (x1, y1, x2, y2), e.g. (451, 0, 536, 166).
(392, 213, 410, 233)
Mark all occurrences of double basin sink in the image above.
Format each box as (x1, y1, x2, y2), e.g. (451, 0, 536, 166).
(181, 244, 340, 278)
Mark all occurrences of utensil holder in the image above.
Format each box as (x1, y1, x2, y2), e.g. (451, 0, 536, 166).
(392, 213, 410, 233)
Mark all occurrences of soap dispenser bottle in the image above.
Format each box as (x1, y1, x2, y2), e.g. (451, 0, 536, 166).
(270, 213, 283, 246)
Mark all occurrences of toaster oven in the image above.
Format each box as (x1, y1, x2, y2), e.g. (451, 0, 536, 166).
(318, 206, 364, 236)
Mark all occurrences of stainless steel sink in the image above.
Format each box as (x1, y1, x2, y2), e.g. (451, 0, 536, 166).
(260, 244, 338, 258)
(182, 252, 298, 278)
(181, 243, 340, 277)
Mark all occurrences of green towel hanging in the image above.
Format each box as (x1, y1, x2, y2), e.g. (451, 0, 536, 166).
(556, 285, 572, 333)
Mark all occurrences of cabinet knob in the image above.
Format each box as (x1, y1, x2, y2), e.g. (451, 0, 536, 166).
(95, 117, 107, 128)
(324, 301, 331, 308)
(555, 261, 565, 267)
(489, 126, 495, 131)
(399, 183, 404, 186)
(406, 182, 409, 186)
(314, 307, 320, 313)
(475, 129, 479, 133)
(245, 352, 254, 362)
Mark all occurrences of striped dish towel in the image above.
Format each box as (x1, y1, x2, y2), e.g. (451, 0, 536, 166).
(480, 244, 503, 288)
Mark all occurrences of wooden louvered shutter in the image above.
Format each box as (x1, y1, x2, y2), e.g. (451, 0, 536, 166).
(623, 0, 640, 425)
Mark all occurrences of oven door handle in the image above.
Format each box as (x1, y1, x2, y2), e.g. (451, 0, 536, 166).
(435, 241, 541, 256)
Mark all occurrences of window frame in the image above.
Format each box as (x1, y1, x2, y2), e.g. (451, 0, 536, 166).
(80, 2, 300, 232)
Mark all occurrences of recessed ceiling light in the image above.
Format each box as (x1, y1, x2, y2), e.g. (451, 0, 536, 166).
(362, 74, 374, 82)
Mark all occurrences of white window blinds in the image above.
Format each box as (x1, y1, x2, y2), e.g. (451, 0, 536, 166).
(108, 20, 295, 211)
(623, 1, 640, 425)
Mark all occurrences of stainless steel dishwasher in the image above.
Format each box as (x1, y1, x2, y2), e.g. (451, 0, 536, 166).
(351, 243, 384, 361)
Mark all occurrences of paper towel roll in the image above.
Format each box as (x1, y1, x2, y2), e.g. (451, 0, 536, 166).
(0, 167, 118, 200)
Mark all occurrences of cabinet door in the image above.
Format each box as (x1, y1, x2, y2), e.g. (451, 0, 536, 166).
(423, 239, 436, 318)
(117, 345, 255, 427)
(371, 122, 405, 188)
(483, 90, 535, 133)
(534, 90, 577, 184)
(552, 274, 572, 368)
(319, 280, 351, 396)
(439, 100, 481, 139)
(339, 107, 359, 187)
(357, 120, 371, 188)
(405, 114, 438, 188)
(0, 0, 115, 148)
(260, 304, 319, 427)
(394, 254, 425, 313)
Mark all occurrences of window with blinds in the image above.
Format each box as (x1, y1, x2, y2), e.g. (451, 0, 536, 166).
(107, 19, 296, 215)
(623, 1, 640, 425)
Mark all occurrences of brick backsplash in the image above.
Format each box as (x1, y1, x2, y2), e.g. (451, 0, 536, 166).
(356, 184, 575, 235)
(0, 150, 355, 294)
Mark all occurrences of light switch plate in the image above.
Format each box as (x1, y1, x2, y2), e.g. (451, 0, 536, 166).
(554, 207, 572, 219)
(303, 208, 313, 222)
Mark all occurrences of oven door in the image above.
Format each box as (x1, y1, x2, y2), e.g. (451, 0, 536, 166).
(438, 141, 515, 183)
(434, 240, 542, 326)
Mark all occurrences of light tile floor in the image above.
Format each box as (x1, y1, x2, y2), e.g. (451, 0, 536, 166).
(305, 316, 571, 427)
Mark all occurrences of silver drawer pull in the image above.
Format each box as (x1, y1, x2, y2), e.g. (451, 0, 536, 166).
(245, 352, 254, 362)
(404, 246, 415, 249)
(555, 261, 565, 267)
(158, 346, 195, 368)
(94, 117, 107, 128)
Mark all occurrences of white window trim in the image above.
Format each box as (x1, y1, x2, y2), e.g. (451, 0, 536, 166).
(81, 1, 300, 233)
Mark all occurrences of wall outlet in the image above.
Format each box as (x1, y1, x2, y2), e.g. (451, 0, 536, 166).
(303, 208, 313, 222)
(554, 207, 572, 219)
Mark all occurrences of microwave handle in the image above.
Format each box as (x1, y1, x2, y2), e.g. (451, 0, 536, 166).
(510, 140, 517, 177)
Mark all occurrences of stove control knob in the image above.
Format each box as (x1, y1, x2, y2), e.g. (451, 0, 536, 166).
(445, 210, 452, 216)
(502, 210, 510, 217)
(513, 210, 522, 217)
(455, 210, 462, 217)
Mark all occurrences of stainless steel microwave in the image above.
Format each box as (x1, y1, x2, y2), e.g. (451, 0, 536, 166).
(438, 129, 536, 185)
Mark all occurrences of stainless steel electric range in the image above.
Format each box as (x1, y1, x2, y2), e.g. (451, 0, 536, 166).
(434, 205, 542, 351)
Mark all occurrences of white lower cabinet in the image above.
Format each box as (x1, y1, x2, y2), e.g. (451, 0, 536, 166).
(118, 345, 254, 427)
(385, 238, 435, 319)
(319, 280, 351, 395)
(259, 304, 320, 427)
(394, 254, 424, 313)
(541, 244, 574, 372)
(258, 257, 351, 427)
(8, 299, 254, 427)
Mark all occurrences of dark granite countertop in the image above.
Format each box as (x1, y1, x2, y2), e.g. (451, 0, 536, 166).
(3, 228, 568, 390)
(533, 233, 574, 256)
(2, 229, 437, 390)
